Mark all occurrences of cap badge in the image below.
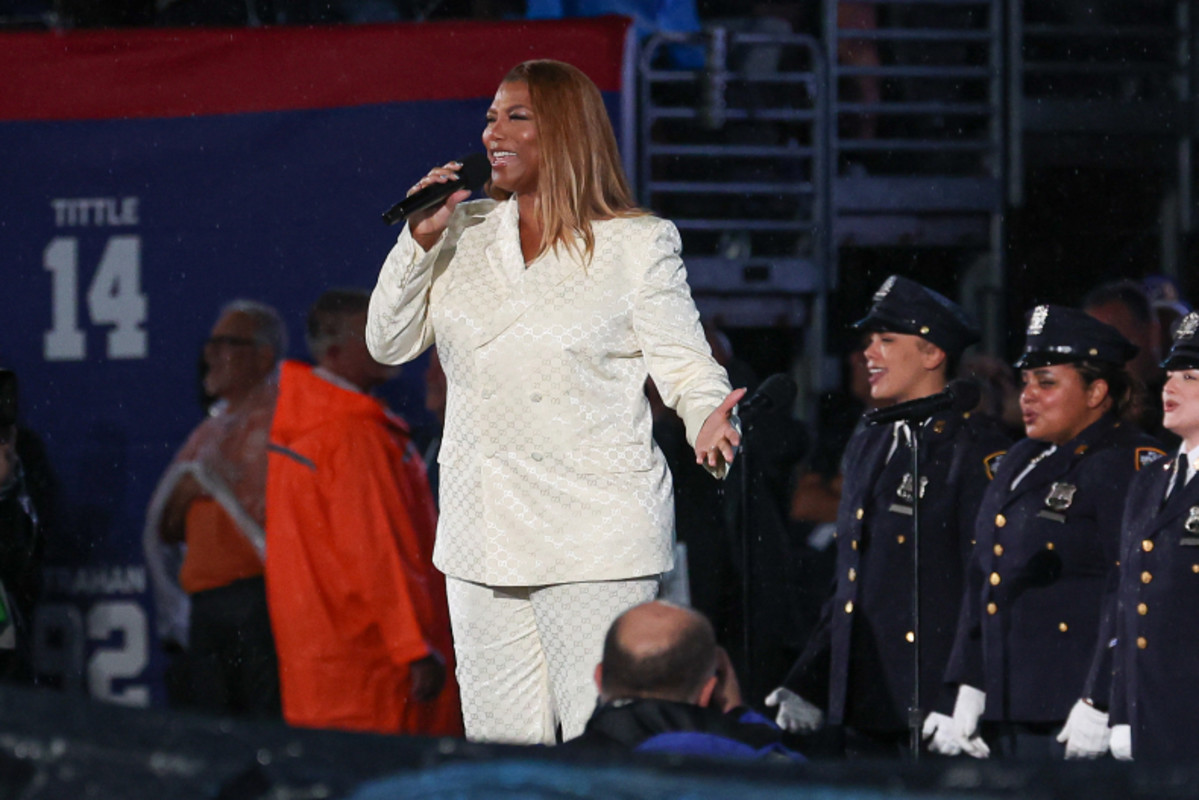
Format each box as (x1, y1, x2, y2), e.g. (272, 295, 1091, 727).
(1028, 305, 1049, 335)
(874, 275, 896, 302)
(1178, 311, 1199, 341)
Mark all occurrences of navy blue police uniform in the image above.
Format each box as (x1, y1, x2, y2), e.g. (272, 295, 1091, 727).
(944, 305, 1165, 753)
(1107, 311, 1199, 760)
(783, 276, 1010, 742)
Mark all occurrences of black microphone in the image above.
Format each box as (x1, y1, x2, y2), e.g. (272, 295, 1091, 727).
(865, 378, 981, 426)
(739, 373, 797, 417)
(381, 153, 492, 225)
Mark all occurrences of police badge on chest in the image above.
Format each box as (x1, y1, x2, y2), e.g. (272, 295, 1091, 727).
(1038, 482, 1076, 522)
(1182, 507, 1199, 545)
(889, 472, 928, 516)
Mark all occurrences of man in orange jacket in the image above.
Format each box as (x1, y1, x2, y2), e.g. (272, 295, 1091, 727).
(266, 288, 462, 736)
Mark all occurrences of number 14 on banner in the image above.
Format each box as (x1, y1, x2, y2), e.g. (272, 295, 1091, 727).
(44, 235, 148, 361)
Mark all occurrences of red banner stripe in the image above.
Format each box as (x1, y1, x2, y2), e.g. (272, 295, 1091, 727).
(1, 16, 631, 122)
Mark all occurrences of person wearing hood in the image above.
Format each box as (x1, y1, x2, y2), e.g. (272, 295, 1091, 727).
(265, 288, 461, 736)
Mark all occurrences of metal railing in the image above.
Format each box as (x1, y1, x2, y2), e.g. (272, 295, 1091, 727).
(638, 27, 828, 329)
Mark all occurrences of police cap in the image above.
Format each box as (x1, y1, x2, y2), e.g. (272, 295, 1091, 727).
(853, 275, 980, 357)
(1161, 311, 1199, 371)
(1014, 304, 1138, 369)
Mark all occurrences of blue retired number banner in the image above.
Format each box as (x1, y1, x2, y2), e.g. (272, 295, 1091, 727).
(0, 18, 632, 707)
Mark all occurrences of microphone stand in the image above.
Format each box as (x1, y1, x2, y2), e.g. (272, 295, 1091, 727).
(907, 418, 925, 760)
(738, 413, 754, 703)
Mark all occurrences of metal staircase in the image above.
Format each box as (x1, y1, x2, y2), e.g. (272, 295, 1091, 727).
(637, 27, 829, 331)
(825, 0, 1007, 352)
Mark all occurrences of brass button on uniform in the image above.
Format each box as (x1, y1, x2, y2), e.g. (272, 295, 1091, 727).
(905, 631, 915, 643)
(844, 601, 854, 614)
(848, 568, 857, 582)
(897, 535, 906, 544)
(1046, 542, 1055, 550)
(993, 544, 1004, 557)
(856, 508, 864, 520)
(989, 572, 1001, 586)
(1142, 571, 1153, 584)
(986, 602, 998, 615)
(1192, 564, 1199, 573)
(1137, 603, 1148, 616)
(1142, 540, 1154, 552)
(1137, 637, 1148, 650)
(996, 514, 1007, 528)
(1058, 622, 1068, 633)
(851, 540, 859, 550)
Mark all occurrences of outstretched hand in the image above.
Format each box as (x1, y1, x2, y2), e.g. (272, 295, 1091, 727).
(695, 387, 746, 469)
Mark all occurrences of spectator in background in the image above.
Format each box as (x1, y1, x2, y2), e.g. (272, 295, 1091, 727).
(144, 300, 283, 719)
(266, 289, 461, 735)
(0, 367, 50, 684)
(960, 352, 1024, 439)
(1083, 279, 1171, 445)
(566, 600, 803, 761)
(789, 334, 881, 541)
(1143, 274, 1192, 353)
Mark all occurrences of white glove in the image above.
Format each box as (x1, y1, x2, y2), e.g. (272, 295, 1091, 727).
(922, 711, 962, 756)
(764, 686, 824, 733)
(951, 684, 990, 758)
(1055, 699, 1110, 759)
(1110, 724, 1133, 760)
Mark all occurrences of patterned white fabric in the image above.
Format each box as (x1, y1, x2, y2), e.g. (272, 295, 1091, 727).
(367, 198, 732, 586)
(445, 575, 659, 744)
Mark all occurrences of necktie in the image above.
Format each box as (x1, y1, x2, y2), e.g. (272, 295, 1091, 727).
(1164, 451, 1188, 504)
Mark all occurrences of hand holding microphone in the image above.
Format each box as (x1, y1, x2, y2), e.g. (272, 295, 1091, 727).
(383, 153, 492, 250)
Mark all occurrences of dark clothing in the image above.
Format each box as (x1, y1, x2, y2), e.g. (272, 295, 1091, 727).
(184, 576, 281, 718)
(0, 428, 50, 683)
(1107, 453, 1199, 760)
(568, 698, 804, 761)
(979, 721, 1065, 760)
(945, 413, 1165, 725)
(784, 409, 1010, 734)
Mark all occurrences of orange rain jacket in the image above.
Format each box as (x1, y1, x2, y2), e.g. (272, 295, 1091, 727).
(266, 360, 461, 736)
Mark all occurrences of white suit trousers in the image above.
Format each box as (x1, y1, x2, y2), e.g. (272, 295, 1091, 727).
(446, 575, 659, 745)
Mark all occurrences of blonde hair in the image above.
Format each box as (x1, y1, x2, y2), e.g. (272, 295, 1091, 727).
(487, 59, 645, 263)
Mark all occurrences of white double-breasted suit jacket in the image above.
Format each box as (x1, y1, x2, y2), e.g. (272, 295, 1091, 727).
(367, 197, 732, 587)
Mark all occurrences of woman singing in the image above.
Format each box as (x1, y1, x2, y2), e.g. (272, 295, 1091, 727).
(933, 305, 1165, 758)
(366, 60, 743, 744)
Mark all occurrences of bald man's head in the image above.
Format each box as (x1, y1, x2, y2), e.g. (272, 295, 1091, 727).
(598, 601, 718, 705)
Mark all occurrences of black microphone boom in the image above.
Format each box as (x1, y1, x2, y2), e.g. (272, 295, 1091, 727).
(381, 153, 492, 225)
(865, 378, 981, 426)
(739, 373, 797, 417)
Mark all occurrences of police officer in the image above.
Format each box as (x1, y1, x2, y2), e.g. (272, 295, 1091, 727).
(936, 305, 1166, 759)
(766, 275, 1010, 756)
(1102, 311, 1199, 761)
